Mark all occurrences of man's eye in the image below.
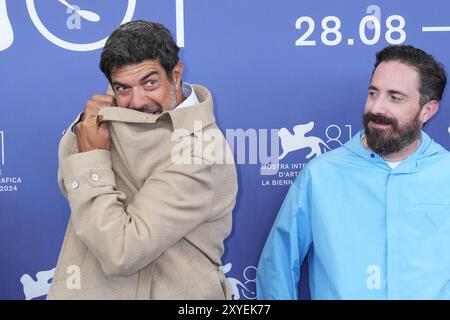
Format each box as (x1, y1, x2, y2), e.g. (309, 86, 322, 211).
(368, 91, 377, 97)
(114, 86, 128, 93)
(391, 95, 402, 101)
(144, 80, 156, 88)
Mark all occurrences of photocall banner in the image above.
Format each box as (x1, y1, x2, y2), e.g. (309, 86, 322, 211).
(0, 0, 449, 300)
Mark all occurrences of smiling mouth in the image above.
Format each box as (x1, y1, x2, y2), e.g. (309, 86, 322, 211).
(370, 120, 392, 129)
(141, 105, 163, 114)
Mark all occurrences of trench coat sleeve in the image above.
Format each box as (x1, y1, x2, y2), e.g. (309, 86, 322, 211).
(57, 113, 84, 199)
(59, 148, 215, 277)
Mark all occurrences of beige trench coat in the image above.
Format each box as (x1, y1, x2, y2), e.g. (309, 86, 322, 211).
(47, 85, 238, 299)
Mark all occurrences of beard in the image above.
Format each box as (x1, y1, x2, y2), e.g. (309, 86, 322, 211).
(363, 111, 422, 156)
(139, 83, 178, 115)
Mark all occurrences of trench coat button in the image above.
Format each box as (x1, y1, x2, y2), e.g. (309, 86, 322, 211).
(72, 181, 79, 190)
(91, 174, 99, 182)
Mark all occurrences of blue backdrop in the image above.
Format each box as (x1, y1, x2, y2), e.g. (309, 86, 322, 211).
(1, 0, 449, 300)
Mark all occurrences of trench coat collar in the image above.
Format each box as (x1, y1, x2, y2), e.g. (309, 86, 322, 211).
(97, 84, 216, 136)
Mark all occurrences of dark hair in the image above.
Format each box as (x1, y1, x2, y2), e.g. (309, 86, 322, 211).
(373, 45, 447, 106)
(100, 20, 180, 82)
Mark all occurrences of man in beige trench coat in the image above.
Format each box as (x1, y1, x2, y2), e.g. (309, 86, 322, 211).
(47, 20, 238, 299)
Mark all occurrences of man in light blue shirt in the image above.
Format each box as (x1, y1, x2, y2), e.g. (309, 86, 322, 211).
(256, 45, 450, 299)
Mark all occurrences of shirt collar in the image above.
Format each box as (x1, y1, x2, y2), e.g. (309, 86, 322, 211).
(344, 129, 434, 173)
(176, 82, 200, 109)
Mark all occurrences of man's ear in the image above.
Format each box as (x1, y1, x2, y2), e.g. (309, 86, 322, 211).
(172, 60, 183, 90)
(419, 100, 439, 124)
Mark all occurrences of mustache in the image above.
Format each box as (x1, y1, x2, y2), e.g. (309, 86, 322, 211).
(364, 113, 397, 127)
(140, 104, 163, 114)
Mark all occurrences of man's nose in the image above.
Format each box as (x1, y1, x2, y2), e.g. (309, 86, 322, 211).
(370, 95, 388, 115)
(129, 87, 149, 110)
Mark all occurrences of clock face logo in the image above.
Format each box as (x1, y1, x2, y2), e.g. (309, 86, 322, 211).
(25, 0, 136, 51)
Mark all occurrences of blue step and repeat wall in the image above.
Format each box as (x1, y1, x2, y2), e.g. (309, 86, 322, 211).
(1, 0, 449, 300)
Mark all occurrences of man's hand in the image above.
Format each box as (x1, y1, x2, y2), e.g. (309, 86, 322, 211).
(76, 94, 116, 152)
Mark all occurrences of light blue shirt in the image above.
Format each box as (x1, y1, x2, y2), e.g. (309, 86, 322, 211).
(256, 130, 450, 299)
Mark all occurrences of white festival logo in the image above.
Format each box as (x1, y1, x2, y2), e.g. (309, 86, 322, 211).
(0, 0, 187, 51)
(220, 263, 256, 300)
(278, 121, 330, 160)
(0, 0, 13, 51)
(0, 0, 136, 51)
(20, 268, 55, 300)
